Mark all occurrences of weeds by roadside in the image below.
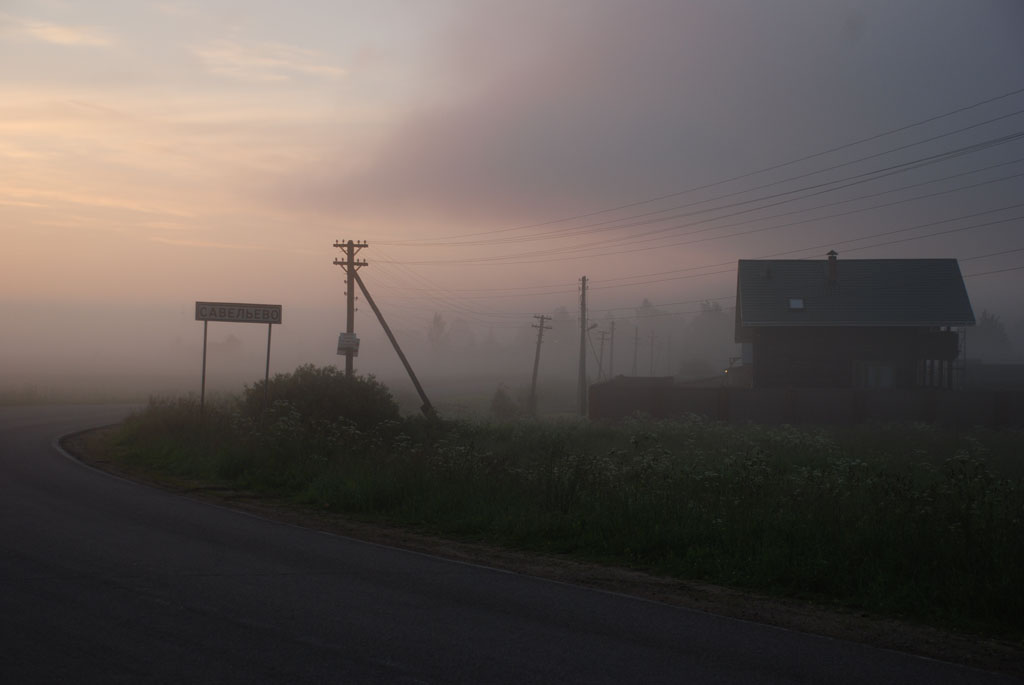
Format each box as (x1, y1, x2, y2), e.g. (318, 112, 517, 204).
(109, 390, 1024, 638)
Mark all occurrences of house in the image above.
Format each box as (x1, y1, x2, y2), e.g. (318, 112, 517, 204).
(734, 251, 975, 389)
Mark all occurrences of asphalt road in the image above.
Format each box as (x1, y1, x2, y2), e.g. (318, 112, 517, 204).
(0, 404, 1015, 684)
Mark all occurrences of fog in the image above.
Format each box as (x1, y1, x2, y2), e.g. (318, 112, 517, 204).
(0, 293, 744, 414)
(2, 1, 1023, 410)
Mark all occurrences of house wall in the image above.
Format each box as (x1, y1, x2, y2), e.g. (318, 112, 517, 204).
(751, 327, 958, 389)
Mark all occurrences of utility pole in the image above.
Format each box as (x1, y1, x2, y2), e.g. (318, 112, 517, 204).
(649, 331, 656, 376)
(577, 276, 588, 417)
(332, 240, 368, 377)
(596, 329, 608, 381)
(666, 333, 673, 376)
(333, 241, 436, 418)
(632, 325, 639, 376)
(529, 314, 551, 416)
(609, 320, 616, 378)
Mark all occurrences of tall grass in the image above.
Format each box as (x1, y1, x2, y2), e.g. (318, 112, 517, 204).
(110, 398, 1024, 635)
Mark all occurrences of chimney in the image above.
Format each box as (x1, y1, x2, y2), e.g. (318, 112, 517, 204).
(827, 250, 838, 284)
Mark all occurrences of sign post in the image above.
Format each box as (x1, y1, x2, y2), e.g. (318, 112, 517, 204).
(195, 302, 283, 419)
(200, 320, 209, 417)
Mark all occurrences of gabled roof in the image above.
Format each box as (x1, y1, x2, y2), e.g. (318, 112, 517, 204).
(735, 257, 975, 340)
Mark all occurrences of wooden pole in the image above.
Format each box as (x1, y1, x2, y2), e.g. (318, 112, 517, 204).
(345, 240, 356, 377)
(264, 322, 272, 412)
(577, 276, 588, 416)
(200, 320, 208, 419)
(352, 271, 436, 419)
(530, 314, 550, 416)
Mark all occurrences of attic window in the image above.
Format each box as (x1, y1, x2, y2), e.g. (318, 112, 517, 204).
(789, 298, 804, 310)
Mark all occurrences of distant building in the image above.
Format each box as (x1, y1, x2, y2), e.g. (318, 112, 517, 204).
(734, 251, 975, 389)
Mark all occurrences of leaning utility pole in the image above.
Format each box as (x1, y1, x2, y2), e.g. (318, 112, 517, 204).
(352, 271, 436, 419)
(332, 240, 368, 377)
(529, 314, 551, 416)
(577, 276, 588, 416)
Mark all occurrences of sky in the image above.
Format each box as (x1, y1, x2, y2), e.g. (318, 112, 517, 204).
(2, 0, 1023, 395)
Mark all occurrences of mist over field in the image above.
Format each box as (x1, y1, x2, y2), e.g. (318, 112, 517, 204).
(0, 295, 742, 412)
(2, 0, 1023, 409)
(3, 290, 1023, 415)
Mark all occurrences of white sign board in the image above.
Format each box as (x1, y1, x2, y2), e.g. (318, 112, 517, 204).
(337, 332, 360, 356)
(195, 302, 283, 324)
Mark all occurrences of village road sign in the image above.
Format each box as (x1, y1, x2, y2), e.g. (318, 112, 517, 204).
(337, 332, 360, 357)
(195, 302, 282, 324)
(195, 301, 283, 419)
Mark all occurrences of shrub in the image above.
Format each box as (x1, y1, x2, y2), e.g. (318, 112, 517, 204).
(242, 364, 399, 429)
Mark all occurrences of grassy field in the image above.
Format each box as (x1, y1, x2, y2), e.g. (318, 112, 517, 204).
(108, 395, 1024, 637)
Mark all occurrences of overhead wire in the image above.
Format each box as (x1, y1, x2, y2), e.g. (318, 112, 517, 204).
(377, 131, 1024, 265)
(358, 89, 1024, 327)
(375, 86, 1024, 245)
(379, 124, 1024, 251)
(364, 199, 1024, 325)
(366, 204, 1024, 325)
(389, 132, 1024, 260)
(963, 264, 1024, 278)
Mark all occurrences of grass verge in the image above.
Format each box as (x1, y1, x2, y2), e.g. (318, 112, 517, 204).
(95, 398, 1024, 657)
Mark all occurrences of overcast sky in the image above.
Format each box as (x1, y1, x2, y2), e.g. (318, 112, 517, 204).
(2, 1, 1023, 385)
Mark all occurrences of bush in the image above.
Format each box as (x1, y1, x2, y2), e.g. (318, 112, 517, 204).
(242, 364, 399, 428)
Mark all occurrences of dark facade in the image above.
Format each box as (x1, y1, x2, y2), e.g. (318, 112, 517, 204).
(749, 326, 960, 388)
(735, 253, 974, 389)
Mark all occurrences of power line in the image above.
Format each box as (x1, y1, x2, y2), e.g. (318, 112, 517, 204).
(960, 246, 1024, 262)
(388, 133, 1024, 252)
(390, 117, 1024, 251)
(964, 264, 1024, 278)
(375, 130, 1024, 265)
(539, 152, 1024, 252)
(375, 86, 1024, 245)
(556, 163, 1024, 261)
(371, 205, 1023, 325)
(382, 162, 1024, 268)
(591, 295, 734, 314)
(584, 205, 1024, 294)
(838, 216, 1024, 255)
(360, 92, 1024, 319)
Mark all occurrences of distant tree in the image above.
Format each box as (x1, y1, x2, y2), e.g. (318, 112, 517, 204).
(479, 326, 502, 359)
(551, 306, 572, 323)
(548, 306, 574, 358)
(677, 298, 736, 378)
(210, 333, 244, 355)
(427, 313, 448, 353)
(447, 317, 477, 350)
(635, 298, 670, 325)
(969, 310, 1015, 362)
(489, 384, 520, 419)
